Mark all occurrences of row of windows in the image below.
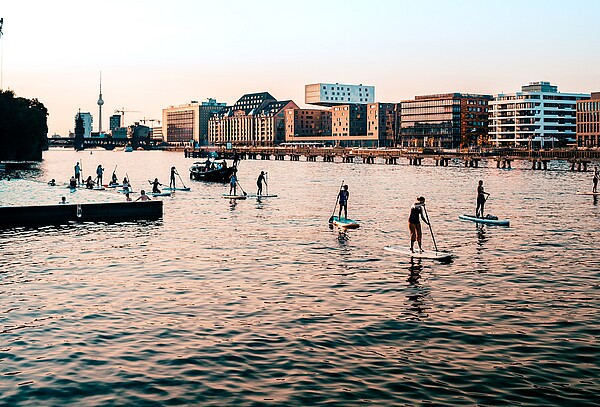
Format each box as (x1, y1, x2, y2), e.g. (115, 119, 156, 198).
(322, 85, 371, 92)
(577, 123, 600, 133)
(578, 101, 600, 112)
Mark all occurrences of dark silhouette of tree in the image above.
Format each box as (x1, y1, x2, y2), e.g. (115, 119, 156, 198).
(0, 89, 49, 161)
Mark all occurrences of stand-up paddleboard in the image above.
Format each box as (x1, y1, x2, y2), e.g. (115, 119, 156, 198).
(329, 216, 360, 229)
(384, 245, 453, 261)
(248, 193, 278, 198)
(222, 194, 247, 200)
(459, 214, 510, 226)
(117, 189, 136, 194)
(163, 187, 191, 192)
(148, 191, 172, 197)
(576, 191, 600, 196)
(105, 183, 123, 188)
(92, 186, 106, 191)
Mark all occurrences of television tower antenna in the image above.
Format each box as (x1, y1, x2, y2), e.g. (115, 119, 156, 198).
(0, 18, 4, 89)
(97, 71, 104, 133)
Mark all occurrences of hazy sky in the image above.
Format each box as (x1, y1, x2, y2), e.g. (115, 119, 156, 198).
(2, 0, 599, 135)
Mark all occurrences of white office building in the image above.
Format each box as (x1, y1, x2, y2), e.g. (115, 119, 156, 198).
(489, 82, 589, 148)
(75, 112, 93, 138)
(305, 83, 375, 106)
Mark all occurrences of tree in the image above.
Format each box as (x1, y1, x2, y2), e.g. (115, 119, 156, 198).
(0, 89, 49, 161)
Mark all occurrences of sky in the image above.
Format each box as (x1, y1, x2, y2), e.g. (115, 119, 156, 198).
(1, 0, 599, 136)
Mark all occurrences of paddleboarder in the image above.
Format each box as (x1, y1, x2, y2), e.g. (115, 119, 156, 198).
(95, 165, 104, 186)
(476, 180, 490, 218)
(69, 176, 77, 189)
(593, 166, 598, 193)
(170, 167, 178, 189)
(256, 171, 267, 196)
(338, 184, 349, 219)
(74, 162, 81, 185)
(408, 196, 429, 253)
(149, 178, 162, 193)
(110, 171, 118, 186)
(229, 170, 238, 196)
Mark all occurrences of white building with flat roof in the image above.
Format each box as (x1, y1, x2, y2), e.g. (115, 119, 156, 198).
(305, 83, 375, 106)
(489, 82, 589, 148)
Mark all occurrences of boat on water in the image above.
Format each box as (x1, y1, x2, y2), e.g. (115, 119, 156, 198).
(189, 160, 235, 183)
(459, 214, 510, 226)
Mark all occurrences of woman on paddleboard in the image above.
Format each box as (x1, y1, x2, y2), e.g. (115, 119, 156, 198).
(593, 166, 598, 193)
(408, 196, 429, 253)
(476, 180, 490, 218)
(229, 171, 238, 196)
(338, 184, 349, 219)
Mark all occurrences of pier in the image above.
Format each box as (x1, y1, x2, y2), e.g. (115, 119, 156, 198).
(184, 146, 600, 171)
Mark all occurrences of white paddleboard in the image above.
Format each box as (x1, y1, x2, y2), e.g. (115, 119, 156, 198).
(576, 191, 600, 195)
(384, 245, 453, 261)
(248, 193, 278, 198)
(222, 194, 247, 200)
(149, 192, 172, 197)
(459, 214, 510, 226)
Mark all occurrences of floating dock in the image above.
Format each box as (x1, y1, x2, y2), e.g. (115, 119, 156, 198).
(0, 201, 163, 229)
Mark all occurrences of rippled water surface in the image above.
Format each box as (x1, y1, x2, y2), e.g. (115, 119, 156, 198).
(1, 150, 599, 406)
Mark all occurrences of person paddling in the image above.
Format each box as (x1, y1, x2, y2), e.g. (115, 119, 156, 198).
(408, 196, 429, 253)
(338, 184, 349, 219)
(256, 171, 267, 196)
(135, 190, 151, 201)
(476, 180, 490, 218)
(148, 178, 162, 193)
(74, 162, 81, 185)
(593, 166, 598, 193)
(95, 165, 104, 186)
(170, 167, 178, 189)
(229, 170, 238, 196)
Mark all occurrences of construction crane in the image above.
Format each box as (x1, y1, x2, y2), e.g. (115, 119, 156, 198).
(114, 107, 140, 126)
(139, 118, 161, 127)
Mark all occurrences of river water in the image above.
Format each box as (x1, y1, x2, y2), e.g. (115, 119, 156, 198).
(1, 149, 599, 406)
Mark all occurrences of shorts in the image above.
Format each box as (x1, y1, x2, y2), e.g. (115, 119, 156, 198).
(408, 222, 422, 242)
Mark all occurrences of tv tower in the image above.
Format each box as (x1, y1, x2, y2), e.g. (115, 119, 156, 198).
(97, 71, 104, 133)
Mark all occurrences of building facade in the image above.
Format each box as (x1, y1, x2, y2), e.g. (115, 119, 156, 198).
(284, 108, 332, 142)
(109, 114, 121, 131)
(74, 112, 93, 138)
(576, 92, 600, 148)
(400, 93, 492, 149)
(162, 99, 226, 145)
(367, 103, 399, 147)
(208, 92, 298, 146)
(306, 83, 375, 106)
(489, 82, 589, 148)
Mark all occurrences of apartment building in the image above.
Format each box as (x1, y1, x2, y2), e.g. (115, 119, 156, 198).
(208, 92, 298, 146)
(576, 92, 600, 148)
(400, 93, 492, 149)
(489, 82, 589, 148)
(162, 98, 226, 145)
(306, 83, 375, 106)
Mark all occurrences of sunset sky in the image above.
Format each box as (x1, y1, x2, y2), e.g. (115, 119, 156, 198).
(2, 0, 599, 135)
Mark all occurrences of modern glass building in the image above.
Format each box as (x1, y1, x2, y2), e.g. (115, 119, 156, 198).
(489, 82, 589, 148)
(400, 93, 492, 149)
(305, 83, 375, 106)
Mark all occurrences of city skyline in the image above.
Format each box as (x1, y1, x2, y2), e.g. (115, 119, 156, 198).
(2, 0, 599, 136)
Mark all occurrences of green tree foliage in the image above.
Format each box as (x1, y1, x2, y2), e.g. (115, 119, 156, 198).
(0, 89, 49, 161)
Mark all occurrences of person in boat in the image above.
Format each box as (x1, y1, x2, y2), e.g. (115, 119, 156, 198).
(221, 160, 228, 169)
(95, 165, 104, 186)
(170, 166, 178, 189)
(148, 178, 162, 193)
(48, 179, 56, 186)
(476, 180, 490, 218)
(409, 196, 429, 253)
(59, 196, 67, 204)
(204, 158, 212, 171)
(233, 152, 240, 168)
(125, 192, 132, 202)
(74, 162, 81, 185)
(135, 190, 151, 201)
(229, 170, 238, 196)
(338, 184, 349, 219)
(69, 176, 77, 189)
(256, 171, 267, 196)
(593, 166, 599, 193)
(85, 176, 95, 189)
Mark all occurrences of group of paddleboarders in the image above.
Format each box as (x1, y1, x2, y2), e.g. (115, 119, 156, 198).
(227, 170, 269, 197)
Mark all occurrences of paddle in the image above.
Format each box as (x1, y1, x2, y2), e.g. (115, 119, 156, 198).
(329, 180, 344, 223)
(236, 180, 247, 196)
(126, 172, 132, 191)
(175, 168, 188, 189)
(423, 205, 439, 252)
(265, 172, 268, 196)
